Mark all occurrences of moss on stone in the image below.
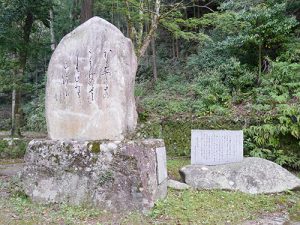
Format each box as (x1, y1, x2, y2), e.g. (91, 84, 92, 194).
(66, 144, 72, 154)
(98, 171, 114, 186)
(88, 142, 101, 154)
(53, 155, 60, 164)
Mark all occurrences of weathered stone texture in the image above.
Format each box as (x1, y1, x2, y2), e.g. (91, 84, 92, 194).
(21, 139, 167, 212)
(46, 17, 137, 141)
(180, 157, 300, 194)
(156, 147, 167, 184)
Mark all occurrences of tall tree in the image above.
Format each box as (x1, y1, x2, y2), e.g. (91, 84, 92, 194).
(0, 0, 53, 136)
(223, 2, 298, 84)
(80, 0, 94, 23)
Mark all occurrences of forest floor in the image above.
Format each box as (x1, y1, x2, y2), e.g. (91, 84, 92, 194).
(0, 157, 299, 225)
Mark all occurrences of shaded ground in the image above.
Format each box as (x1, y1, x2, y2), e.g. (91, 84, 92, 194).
(0, 131, 47, 140)
(0, 162, 24, 177)
(0, 157, 299, 224)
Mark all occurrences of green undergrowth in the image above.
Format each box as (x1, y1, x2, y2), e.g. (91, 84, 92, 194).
(0, 139, 28, 159)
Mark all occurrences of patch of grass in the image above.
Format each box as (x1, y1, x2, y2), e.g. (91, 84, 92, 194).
(0, 195, 103, 225)
(0, 186, 300, 224)
(167, 157, 190, 181)
(151, 189, 298, 224)
(287, 192, 300, 222)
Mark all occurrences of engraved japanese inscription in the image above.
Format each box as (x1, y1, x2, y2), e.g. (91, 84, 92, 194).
(46, 17, 137, 141)
(191, 130, 243, 165)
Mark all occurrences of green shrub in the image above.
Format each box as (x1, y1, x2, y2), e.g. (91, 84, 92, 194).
(244, 104, 300, 169)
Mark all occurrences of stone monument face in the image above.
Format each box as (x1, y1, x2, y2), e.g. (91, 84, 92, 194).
(191, 130, 243, 165)
(46, 17, 137, 140)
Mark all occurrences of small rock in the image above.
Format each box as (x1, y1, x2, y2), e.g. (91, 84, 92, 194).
(100, 144, 108, 152)
(167, 179, 191, 190)
(107, 143, 117, 150)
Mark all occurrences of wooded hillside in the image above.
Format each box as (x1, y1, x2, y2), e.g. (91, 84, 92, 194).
(0, 0, 299, 168)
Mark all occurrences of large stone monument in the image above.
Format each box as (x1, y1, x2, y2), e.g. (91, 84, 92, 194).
(46, 17, 137, 141)
(21, 17, 167, 212)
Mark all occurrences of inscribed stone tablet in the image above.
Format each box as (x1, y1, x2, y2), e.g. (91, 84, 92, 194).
(191, 130, 243, 165)
(156, 147, 167, 184)
(46, 17, 137, 141)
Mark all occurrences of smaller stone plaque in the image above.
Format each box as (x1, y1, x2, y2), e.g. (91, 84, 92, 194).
(156, 147, 167, 184)
(191, 130, 243, 165)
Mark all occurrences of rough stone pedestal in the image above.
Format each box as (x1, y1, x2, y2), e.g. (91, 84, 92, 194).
(21, 139, 167, 212)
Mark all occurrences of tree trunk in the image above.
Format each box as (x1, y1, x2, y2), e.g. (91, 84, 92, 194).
(80, 0, 94, 24)
(151, 37, 157, 82)
(175, 37, 179, 58)
(136, 0, 144, 50)
(193, 0, 196, 17)
(11, 89, 16, 137)
(11, 68, 23, 137)
(257, 42, 262, 85)
(11, 12, 34, 137)
(137, 0, 161, 61)
(124, 0, 137, 41)
(172, 37, 176, 58)
(71, 0, 81, 26)
(49, 9, 56, 51)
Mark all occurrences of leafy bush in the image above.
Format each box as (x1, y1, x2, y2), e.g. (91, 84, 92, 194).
(243, 60, 300, 169)
(186, 45, 256, 93)
(244, 105, 300, 169)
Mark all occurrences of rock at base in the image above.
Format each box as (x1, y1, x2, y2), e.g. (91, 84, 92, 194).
(21, 139, 167, 212)
(180, 157, 300, 194)
(167, 179, 191, 190)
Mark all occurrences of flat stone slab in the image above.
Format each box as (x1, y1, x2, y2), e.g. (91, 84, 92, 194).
(191, 130, 243, 165)
(156, 147, 167, 184)
(21, 139, 167, 212)
(180, 157, 300, 194)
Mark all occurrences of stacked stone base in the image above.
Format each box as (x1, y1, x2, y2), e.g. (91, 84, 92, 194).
(21, 139, 167, 212)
